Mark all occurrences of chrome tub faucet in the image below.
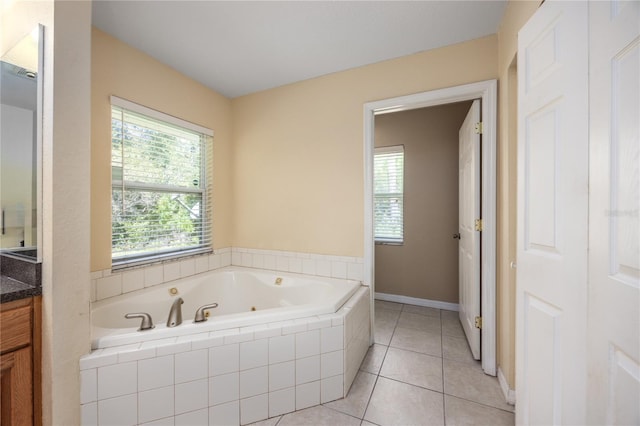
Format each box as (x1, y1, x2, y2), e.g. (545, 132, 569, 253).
(167, 297, 184, 327)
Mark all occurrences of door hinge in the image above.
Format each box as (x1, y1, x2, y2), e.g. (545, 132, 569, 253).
(475, 316, 483, 329)
(474, 122, 483, 134)
(475, 218, 483, 232)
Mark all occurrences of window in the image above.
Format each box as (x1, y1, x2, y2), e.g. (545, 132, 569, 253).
(374, 145, 404, 243)
(110, 96, 213, 267)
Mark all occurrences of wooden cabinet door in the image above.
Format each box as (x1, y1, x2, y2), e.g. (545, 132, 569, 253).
(1, 347, 33, 426)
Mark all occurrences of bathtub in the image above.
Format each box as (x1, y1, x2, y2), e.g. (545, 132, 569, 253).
(91, 266, 361, 349)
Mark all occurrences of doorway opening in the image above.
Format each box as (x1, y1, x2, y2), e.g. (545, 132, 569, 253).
(363, 80, 498, 375)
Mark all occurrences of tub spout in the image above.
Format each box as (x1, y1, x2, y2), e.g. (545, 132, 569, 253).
(167, 297, 184, 327)
(194, 303, 219, 323)
(125, 312, 155, 331)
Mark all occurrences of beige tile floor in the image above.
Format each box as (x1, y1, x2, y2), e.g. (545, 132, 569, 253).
(250, 300, 514, 426)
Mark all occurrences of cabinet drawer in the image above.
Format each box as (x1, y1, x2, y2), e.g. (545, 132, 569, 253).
(1, 305, 31, 353)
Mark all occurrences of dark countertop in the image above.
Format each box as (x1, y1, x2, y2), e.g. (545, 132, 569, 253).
(1, 253, 42, 303)
(1, 275, 42, 303)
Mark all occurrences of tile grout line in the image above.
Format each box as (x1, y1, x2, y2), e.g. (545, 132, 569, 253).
(441, 308, 448, 426)
(358, 303, 399, 424)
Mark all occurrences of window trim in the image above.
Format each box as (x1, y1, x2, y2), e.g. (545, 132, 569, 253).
(110, 96, 214, 268)
(373, 145, 404, 244)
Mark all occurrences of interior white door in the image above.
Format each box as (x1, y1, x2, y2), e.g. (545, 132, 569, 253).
(516, 1, 589, 424)
(458, 99, 481, 360)
(588, 2, 640, 424)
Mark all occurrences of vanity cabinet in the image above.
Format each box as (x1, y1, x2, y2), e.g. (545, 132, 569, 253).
(1, 296, 41, 426)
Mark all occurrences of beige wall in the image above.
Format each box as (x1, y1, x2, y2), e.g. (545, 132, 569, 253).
(374, 103, 471, 303)
(91, 28, 233, 271)
(496, 0, 540, 390)
(231, 35, 498, 258)
(4, 1, 93, 424)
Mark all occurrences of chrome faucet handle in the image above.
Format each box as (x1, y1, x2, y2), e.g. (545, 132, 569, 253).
(194, 303, 219, 323)
(125, 312, 155, 331)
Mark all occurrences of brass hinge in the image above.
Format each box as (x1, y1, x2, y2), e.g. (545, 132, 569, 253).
(474, 122, 483, 134)
(475, 316, 483, 329)
(475, 218, 483, 232)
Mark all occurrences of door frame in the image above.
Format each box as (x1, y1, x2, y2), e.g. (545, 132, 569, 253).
(363, 79, 498, 375)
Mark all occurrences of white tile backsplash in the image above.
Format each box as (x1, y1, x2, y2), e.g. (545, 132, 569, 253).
(288, 257, 303, 273)
(80, 369, 97, 404)
(321, 374, 343, 404)
(315, 260, 331, 277)
(175, 408, 208, 426)
(209, 253, 221, 270)
(269, 335, 294, 364)
(122, 268, 144, 294)
(240, 339, 268, 371)
(295, 330, 320, 359)
(97, 361, 137, 400)
(240, 394, 268, 425)
(81, 402, 97, 426)
(138, 386, 174, 424)
(195, 255, 209, 274)
(96, 274, 122, 300)
(331, 261, 348, 279)
(295, 381, 320, 410)
(209, 372, 239, 406)
(209, 344, 239, 376)
(92, 247, 363, 302)
(239, 366, 268, 398)
(97, 394, 137, 426)
(139, 355, 174, 392)
(295, 355, 320, 385)
(164, 261, 181, 282)
(269, 361, 295, 392)
(175, 349, 208, 383)
(321, 326, 344, 353)
(175, 379, 208, 415)
(209, 400, 239, 426)
(321, 350, 344, 379)
(144, 265, 164, 288)
(269, 387, 295, 417)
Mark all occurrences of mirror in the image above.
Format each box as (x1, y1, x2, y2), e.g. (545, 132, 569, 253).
(0, 25, 42, 262)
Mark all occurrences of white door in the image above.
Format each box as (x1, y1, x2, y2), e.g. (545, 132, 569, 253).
(516, 1, 589, 424)
(587, 1, 640, 424)
(458, 99, 481, 360)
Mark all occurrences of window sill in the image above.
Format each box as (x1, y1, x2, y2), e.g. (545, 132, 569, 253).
(375, 241, 404, 246)
(112, 247, 213, 271)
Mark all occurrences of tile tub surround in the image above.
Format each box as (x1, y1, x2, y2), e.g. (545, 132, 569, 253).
(80, 287, 370, 425)
(91, 247, 365, 302)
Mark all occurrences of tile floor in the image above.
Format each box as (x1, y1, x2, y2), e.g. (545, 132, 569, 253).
(249, 300, 514, 426)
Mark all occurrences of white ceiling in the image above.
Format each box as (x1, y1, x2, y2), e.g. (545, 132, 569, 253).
(92, 1, 506, 99)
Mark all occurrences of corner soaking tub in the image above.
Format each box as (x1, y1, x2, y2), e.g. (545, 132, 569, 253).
(91, 266, 360, 349)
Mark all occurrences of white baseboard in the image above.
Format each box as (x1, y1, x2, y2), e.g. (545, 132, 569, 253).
(374, 292, 459, 312)
(497, 366, 516, 405)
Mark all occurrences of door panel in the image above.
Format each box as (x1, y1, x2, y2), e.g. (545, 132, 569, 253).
(458, 99, 481, 360)
(516, 1, 589, 424)
(588, 1, 640, 424)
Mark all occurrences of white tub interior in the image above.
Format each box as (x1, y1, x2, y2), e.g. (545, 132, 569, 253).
(91, 266, 360, 349)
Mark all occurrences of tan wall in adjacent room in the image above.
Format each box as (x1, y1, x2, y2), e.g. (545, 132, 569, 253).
(374, 102, 471, 303)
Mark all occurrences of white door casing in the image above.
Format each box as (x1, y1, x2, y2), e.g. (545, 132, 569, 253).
(364, 79, 498, 376)
(588, 1, 640, 424)
(516, 1, 589, 424)
(458, 99, 481, 360)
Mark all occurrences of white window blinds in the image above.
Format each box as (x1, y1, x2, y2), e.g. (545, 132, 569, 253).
(110, 97, 213, 266)
(374, 145, 404, 243)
